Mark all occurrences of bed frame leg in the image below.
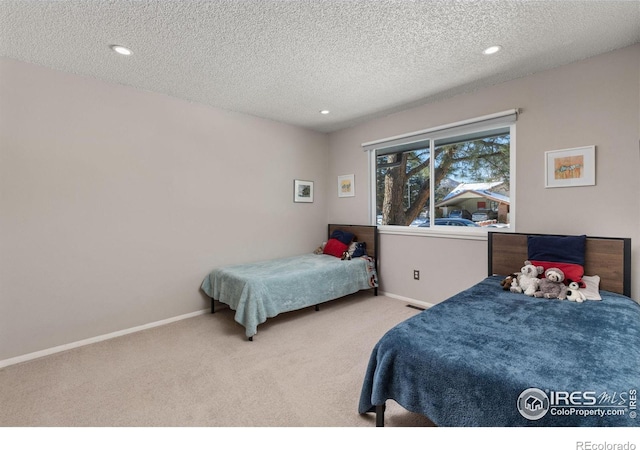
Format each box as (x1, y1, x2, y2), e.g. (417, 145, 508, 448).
(315, 305, 320, 311)
(376, 404, 385, 427)
(211, 298, 215, 314)
(248, 336, 253, 342)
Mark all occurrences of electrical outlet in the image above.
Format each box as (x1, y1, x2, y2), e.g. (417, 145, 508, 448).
(413, 270, 420, 280)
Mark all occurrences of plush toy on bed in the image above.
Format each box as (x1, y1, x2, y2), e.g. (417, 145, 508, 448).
(510, 260, 543, 296)
(566, 281, 586, 303)
(534, 267, 569, 300)
(500, 273, 519, 290)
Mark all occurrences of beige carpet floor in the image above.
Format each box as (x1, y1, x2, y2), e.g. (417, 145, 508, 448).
(0, 291, 435, 427)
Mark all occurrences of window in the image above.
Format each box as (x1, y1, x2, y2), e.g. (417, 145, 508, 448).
(364, 110, 516, 232)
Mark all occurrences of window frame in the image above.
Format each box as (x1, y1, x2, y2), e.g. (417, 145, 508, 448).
(365, 110, 517, 240)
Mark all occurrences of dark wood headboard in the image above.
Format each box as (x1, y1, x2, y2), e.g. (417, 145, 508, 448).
(327, 224, 378, 261)
(488, 232, 631, 297)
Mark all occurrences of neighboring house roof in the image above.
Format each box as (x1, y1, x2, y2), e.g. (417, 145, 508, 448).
(436, 182, 510, 207)
(450, 182, 503, 192)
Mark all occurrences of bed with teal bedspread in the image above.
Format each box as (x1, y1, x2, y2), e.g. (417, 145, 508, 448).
(201, 225, 378, 340)
(359, 232, 638, 427)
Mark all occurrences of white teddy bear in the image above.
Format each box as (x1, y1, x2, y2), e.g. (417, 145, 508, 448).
(510, 260, 544, 296)
(566, 281, 586, 303)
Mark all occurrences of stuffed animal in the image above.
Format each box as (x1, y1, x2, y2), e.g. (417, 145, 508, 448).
(511, 261, 543, 296)
(566, 281, 586, 303)
(500, 273, 519, 290)
(534, 267, 568, 300)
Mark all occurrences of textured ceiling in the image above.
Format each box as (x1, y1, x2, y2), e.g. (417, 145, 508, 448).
(1, 1, 639, 133)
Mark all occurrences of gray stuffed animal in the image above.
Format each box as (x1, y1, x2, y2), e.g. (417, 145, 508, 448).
(534, 267, 568, 300)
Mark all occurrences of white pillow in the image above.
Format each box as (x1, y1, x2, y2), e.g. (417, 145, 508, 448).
(581, 275, 601, 301)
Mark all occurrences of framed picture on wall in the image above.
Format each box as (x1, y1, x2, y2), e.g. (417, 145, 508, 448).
(294, 179, 314, 202)
(338, 174, 355, 197)
(545, 145, 596, 188)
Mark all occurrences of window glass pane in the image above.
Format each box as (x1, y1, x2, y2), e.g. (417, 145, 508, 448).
(434, 132, 510, 228)
(376, 146, 431, 226)
(370, 113, 515, 232)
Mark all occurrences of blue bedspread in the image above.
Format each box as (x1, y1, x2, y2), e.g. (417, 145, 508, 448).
(201, 254, 377, 337)
(358, 276, 640, 426)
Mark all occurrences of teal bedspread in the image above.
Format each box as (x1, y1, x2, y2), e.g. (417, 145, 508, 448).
(201, 254, 377, 337)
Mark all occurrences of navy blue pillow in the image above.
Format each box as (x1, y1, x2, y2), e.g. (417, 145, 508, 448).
(351, 242, 367, 258)
(528, 235, 586, 265)
(330, 230, 355, 245)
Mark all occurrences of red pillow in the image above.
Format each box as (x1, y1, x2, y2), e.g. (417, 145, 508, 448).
(529, 261, 584, 286)
(323, 238, 348, 258)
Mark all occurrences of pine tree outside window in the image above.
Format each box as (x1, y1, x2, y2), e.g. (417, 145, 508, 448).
(364, 110, 517, 234)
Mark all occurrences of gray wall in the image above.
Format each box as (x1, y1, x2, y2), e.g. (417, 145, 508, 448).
(2, 44, 639, 363)
(0, 58, 329, 361)
(328, 44, 640, 305)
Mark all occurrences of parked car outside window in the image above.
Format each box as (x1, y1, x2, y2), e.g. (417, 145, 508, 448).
(419, 218, 480, 227)
(471, 209, 498, 222)
(448, 209, 472, 220)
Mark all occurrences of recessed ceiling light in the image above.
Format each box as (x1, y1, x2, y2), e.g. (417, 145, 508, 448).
(482, 45, 502, 55)
(320, 110, 330, 115)
(111, 45, 132, 56)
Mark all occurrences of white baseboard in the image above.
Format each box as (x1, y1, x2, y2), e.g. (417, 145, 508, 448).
(0, 309, 210, 369)
(1, 294, 428, 369)
(379, 291, 435, 310)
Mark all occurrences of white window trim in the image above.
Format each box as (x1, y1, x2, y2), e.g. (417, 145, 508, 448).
(365, 110, 517, 240)
(377, 224, 490, 241)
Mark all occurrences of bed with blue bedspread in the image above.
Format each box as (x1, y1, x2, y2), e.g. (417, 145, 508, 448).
(359, 232, 639, 427)
(201, 224, 378, 340)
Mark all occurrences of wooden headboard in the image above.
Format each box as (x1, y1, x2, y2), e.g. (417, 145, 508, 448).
(488, 232, 631, 297)
(327, 224, 378, 261)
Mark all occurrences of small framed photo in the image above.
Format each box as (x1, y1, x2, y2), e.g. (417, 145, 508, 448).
(294, 179, 314, 202)
(338, 174, 355, 197)
(545, 146, 596, 188)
